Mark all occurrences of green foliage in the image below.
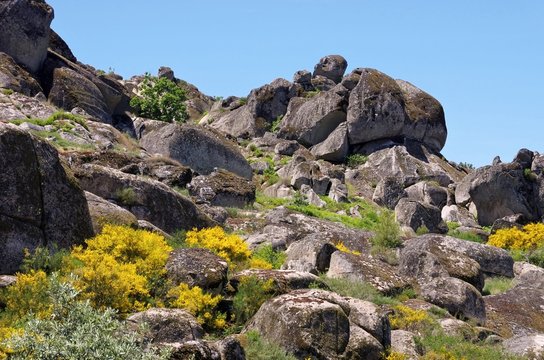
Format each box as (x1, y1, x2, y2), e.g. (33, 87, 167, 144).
(416, 225, 430, 235)
(291, 191, 309, 206)
(371, 211, 402, 248)
(21, 246, 70, 275)
(346, 153, 369, 168)
(1, 88, 14, 96)
(255, 191, 289, 210)
(524, 168, 538, 182)
(242, 330, 296, 360)
(446, 222, 484, 243)
(233, 276, 275, 325)
(116, 187, 137, 205)
(251, 245, 286, 270)
(316, 275, 398, 306)
(458, 162, 475, 171)
(5, 274, 167, 360)
(304, 89, 321, 98)
(482, 277, 514, 296)
(130, 73, 188, 122)
(270, 115, 283, 132)
(11, 111, 88, 130)
(238, 97, 247, 105)
(167, 230, 187, 249)
(28, 130, 95, 151)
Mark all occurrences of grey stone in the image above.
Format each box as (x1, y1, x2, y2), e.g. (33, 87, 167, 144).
(395, 198, 448, 234)
(310, 122, 349, 163)
(313, 55, 348, 84)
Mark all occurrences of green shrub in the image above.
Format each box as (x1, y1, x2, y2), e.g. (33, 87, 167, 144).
(251, 245, 286, 270)
(21, 246, 69, 275)
(130, 74, 188, 122)
(5, 274, 168, 360)
(241, 330, 296, 360)
(233, 276, 275, 325)
(447, 223, 484, 243)
(371, 211, 402, 248)
(270, 115, 283, 132)
(317, 275, 397, 306)
(482, 277, 514, 296)
(116, 187, 137, 205)
(1, 88, 14, 96)
(346, 153, 369, 168)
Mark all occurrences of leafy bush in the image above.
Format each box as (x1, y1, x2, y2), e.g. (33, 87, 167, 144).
(251, 244, 286, 269)
(70, 225, 172, 313)
(371, 211, 402, 248)
(167, 283, 226, 330)
(185, 227, 251, 269)
(130, 74, 188, 122)
(5, 275, 167, 360)
(1, 270, 52, 321)
(241, 330, 296, 360)
(233, 276, 275, 325)
(21, 246, 70, 274)
(116, 187, 138, 205)
(346, 153, 369, 168)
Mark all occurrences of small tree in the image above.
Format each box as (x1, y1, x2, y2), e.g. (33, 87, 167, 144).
(130, 73, 188, 122)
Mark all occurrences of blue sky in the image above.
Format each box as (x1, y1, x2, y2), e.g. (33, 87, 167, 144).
(47, 0, 543, 167)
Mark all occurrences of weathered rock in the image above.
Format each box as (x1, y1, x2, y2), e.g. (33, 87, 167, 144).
(372, 177, 407, 209)
(313, 55, 348, 84)
(485, 286, 544, 338)
(274, 139, 301, 156)
(396, 79, 447, 153)
(136, 219, 170, 238)
(455, 163, 538, 226)
(401, 234, 513, 278)
(245, 289, 387, 359)
(310, 122, 349, 163)
(49, 30, 77, 63)
(441, 204, 479, 228)
(0, 52, 43, 96)
(346, 144, 464, 200)
(311, 75, 337, 92)
(247, 78, 298, 124)
(84, 191, 138, 233)
(503, 334, 544, 358)
(347, 68, 407, 146)
(404, 181, 448, 209)
(395, 198, 447, 234)
(300, 184, 326, 208)
(293, 69, 313, 91)
(283, 236, 337, 274)
(513, 148, 534, 169)
(514, 261, 544, 289)
(166, 248, 228, 293)
(419, 276, 486, 324)
(188, 169, 255, 208)
(47, 66, 112, 123)
(327, 251, 409, 295)
(231, 269, 325, 294)
(0, 0, 53, 73)
(277, 158, 330, 194)
(121, 156, 193, 189)
(74, 163, 213, 233)
(137, 120, 253, 179)
(0, 275, 17, 289)
(262, 183, 294, 200)
(208, 105, 261, 138)
(400, 236, 484, 291)
(127, 308, 204, 344)
(278, 85, 348, 147)
(390, 330, 420, 360)
(0, 123, 94, 274)
(0, 90, 56, 120)
(328, 178, 348, 203)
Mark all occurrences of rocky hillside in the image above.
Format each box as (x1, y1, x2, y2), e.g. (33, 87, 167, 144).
(1, 1, 544, 359)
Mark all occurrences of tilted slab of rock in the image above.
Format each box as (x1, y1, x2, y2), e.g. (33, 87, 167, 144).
(208, 105, 258, 138)
(0, 123, 94, 273)
(485, 286, 544, 338)
(395, 198, 448, 234)
(0, 0, 53, 73)
(455, 162, 539, 226)
(74, 163, 214, 233)
(310, 121, 349, 163)
(327, 251, 409, 295)
(137, 120, 253, 179)
(84, 191, 138, 233)
(0, 52, 43, 96)
(244, 289, 387, 360)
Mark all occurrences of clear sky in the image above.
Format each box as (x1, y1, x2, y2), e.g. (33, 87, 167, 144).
(46, 0, 543, 168)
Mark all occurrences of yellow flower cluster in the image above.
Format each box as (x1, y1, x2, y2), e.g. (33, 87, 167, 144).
(0, 327, 22, 359)
(488, 223, 544, 250)
(71, 224, 172, 314)
(2, 270, 51, 320)
(185, 227, 251, 268)
(167, 283, 226, 329)
(389, 305, 433, 333)
(335, 241, 362, 256)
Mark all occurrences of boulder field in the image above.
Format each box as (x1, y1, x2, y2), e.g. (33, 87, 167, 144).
(1, 1, 544, 359)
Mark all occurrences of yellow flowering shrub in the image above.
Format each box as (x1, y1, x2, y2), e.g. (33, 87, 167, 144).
(249, 257, 273, 269)
(389, 305, 434, 333)
(2, 270, 51, 320)
(167, 283, 226, 329)
(0, 327, 21, 359)
(335, 241, 362, 256)
(185, 227, 251, 268)
(70, 225, 172, 313)
(385, 352, 408, 360)
(488, 223, 544, 251)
